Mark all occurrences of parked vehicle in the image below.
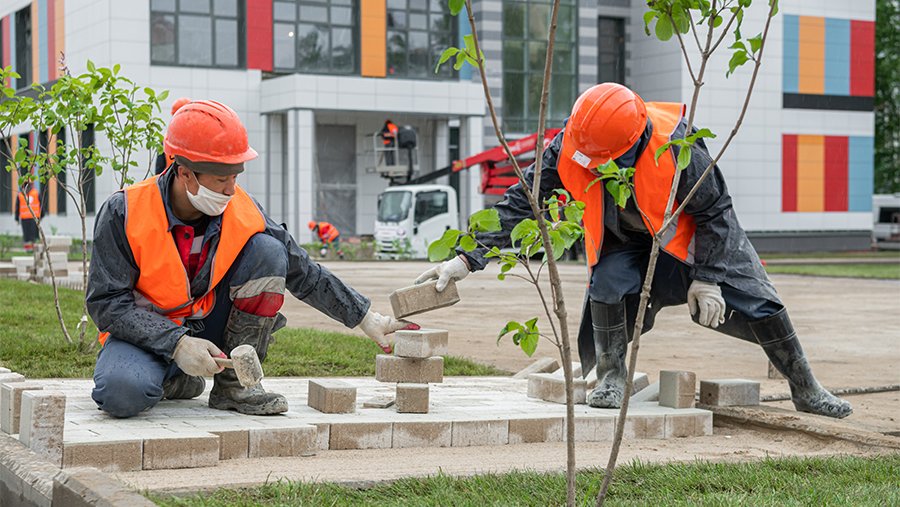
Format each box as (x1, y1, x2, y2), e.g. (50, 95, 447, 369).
(374, 185, 458, 259)
(873, 193, 900, 244)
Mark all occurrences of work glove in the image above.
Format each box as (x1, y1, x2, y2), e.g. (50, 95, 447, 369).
(415, 255, 470, 292)
(358, 310, 419, 354)
(172, 335, 226, 377)
(687, 280, 726, 328)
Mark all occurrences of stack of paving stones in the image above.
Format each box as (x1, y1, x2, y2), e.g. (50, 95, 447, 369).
(11, 256, 34, 281)
(0, 368, 68, 467)
(376, 328, 448, 413)
(33, 236, 71, 282)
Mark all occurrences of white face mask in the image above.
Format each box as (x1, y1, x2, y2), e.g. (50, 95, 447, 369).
(186, 173, 232, 216)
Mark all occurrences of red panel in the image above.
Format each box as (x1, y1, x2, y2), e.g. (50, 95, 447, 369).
(782, 135, 798, 212)
(246, 0, 273, 72)
(823, 136, 848, 212)
(850, 20, 875, 97)
(47, 0, 55, 80)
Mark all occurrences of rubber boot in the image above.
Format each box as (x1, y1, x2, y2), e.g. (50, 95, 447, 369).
(208, 307, 288, 415)
(162, 373, 205, 400)
(749, 309, 852, 419)
(586, 300, 629, 408)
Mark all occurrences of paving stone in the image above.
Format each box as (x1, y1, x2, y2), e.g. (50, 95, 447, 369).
(314, 423, 330, 451)
(307, 379, 357, 414)
(62, 439, 142, 472)
(508, 417, 563, 444)
(665, 411, 713, 438)
(375, 354, 443, 383)
(0, 372, 26, 384)
(211, 430, 249, 460)
(393, 328, 449, 358)
(527, 373, 586, 404)
(52, 467, 156, 507)
(632, 372, 650, 393)
(700, 379, 760, 406)
(551, 362, 582, 378)
(248, 426, 317, 458)
(142, 435, 219, 470)
(330, 422, 392, 450)
(632, 381, 660, 403)
(389, 279, 460, 318)
(11, 257, 34, 269)
(19, 390, 66, 466)
(1, 382, 43, 434)
(395, 384, 429, 413)
(574, 415, 616, 442)
(392, 421, 451, 448)
(659, 370, 696, 409)
(513, 357, 560, 379)
(623, 414, 666, 439)
(0, 367, 10, 373)
(451, 419, 509, 447)
(362, 396, 395, 409)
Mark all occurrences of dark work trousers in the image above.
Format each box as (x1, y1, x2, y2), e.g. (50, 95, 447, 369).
(588, 241, 783, 342)
(91, 233, 287, 418)
(21, 218, 38, 244)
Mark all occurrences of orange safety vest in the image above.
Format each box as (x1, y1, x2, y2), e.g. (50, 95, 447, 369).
(17, 188, 41, 220)
(559, 102, 696, 268)
(382, 122, 398, 145)
(316, 222, 340, 243)
(98, 175, 266, 345)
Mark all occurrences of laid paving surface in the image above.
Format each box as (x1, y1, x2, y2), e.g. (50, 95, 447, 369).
(24, 377, 710, 472)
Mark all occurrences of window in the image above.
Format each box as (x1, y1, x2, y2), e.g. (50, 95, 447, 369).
(502, 0, 578, 133)
(386, 0, 455, 79)
(15, 6, 32, 89)
(378, 190, 411, 222)
(273, 0, 357, 74)
(150, 0, 244, 68)
(414, 190, 448, 224)
(598, 17, 625, 84)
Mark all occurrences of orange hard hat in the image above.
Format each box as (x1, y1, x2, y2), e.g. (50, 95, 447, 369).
(164, 100, 258, 165)
(559, 83, 647, 172)
(308, 221, 317, 230)
(170, 97, 191, 116)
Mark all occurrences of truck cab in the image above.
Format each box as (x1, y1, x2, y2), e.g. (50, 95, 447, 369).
(375, 185, 459, 259)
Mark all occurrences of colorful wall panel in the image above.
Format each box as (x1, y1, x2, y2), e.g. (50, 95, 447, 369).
(783, 15, 874, 111)
(782, 134, 873, 212)
(0, 0, 65, 88)
(246, 0, 273, 72)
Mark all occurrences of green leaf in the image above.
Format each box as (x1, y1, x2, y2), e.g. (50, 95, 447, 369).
(520, 318, 539, 357)
(655, 141, 674, 162)
(748, 33, 763, 54)
(448, 0, 465, 16)
(546, 195, 560, 222)
(564, 200, 585, 223)
(463, 34, 476, 56)
(654, 16, 674, 41)
(726, 49, 750, 77)
(769, 0, 779, 16)
(497, 321, 524, 345)
(729, 40, 746, 52)
(713, 14, 723, 28)
(469, 208, 501, 233)
(453, 51, 466, 70)
(643, 11, 657, 35)
(671, 9, 690, 34)
(427, 229, 461, 261)
(86, 60, 95, 72)
(435, 47, 460, 73)
(547, 231, 566, 261)
(510, 219, 538, 248)
(677, 145, 692, 170)
(459, 234, 477, 252)
(687, 128, 717, 143)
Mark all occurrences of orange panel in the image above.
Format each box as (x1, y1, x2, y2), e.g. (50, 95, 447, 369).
(360, 0, 386, 78)
(796, 135, 824, 212)
(797, 16, 824, 94)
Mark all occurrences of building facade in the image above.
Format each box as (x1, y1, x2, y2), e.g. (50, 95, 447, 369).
(0, 0, 876, 250)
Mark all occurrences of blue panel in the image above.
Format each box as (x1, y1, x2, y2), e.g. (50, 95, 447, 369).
(848, 136, 873, 211)
(458, 8, 472, 81)
(824, 18, 849, 96)
(782, 15, 799, 93)
(38, 0, 48, 83)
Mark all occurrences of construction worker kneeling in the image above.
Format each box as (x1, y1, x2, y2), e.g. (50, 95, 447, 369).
(88, 100, 413, 418)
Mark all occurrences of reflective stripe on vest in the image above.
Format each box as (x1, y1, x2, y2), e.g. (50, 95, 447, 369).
(558, 101, 696, 267)
(97, 175, 265, 345)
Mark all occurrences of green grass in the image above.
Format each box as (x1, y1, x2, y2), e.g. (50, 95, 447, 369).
(150, 454, 900, 506)
(765, 263, 900, 279)
(0, 279, 507, 378)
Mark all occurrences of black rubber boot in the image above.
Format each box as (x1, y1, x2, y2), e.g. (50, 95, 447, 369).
(586, 300, 629, 409)
(162, 373, 205, 400)
(750, 309, 852, 419)
(208, 307, 288, 415)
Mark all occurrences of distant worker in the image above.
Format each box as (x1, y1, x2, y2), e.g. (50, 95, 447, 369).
(308, 220, 343, 259)
(154, 97, 192, 175)
(379, 119, 399, 165)
(16, 182, 41, 252)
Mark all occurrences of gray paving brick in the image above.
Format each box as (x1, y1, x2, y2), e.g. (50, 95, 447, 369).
(249, 426, 316, 458)
(527, 373, 586, 404)
(665, 411, 713, 438)
(1, 382, 42, 434)
(396, 384, 429, 413)
(451, 420, 509, 447)
(623, 414, 666, 439)
(392, 421, 451, 448)
(632, 381, 660, 402)
(375, 355, 443, 383)
(659, 370, 696, 409)
(393, 328, 449, 358)
(513, 357, 560, 379)
(574, 415, 616, 442)
(389, 279, 460, 318)
(52, 467, 156, 507)
(62, 440, 142, 472)
(211, 430, 249, 460)
(330, 422, 393, 450)
(19, 390, 66, 466)
(0, 367, 10, 373)
(142, 435, 219, 470)
(508, 417, 563, 444)
(699, 379, 760, 406)
(0, 373, 26, 384)
(314, 423, 330, 451)
(307, 379, 357, 414)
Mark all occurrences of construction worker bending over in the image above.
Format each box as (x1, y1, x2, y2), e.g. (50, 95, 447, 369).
(308, 220, 343, 259)
(88, 100, 411, 418)
(417, 83, 851, 419)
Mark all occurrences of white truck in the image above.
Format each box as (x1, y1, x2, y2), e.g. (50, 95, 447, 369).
(374, 184, 458, 259)
(873, 193, 900, 245)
